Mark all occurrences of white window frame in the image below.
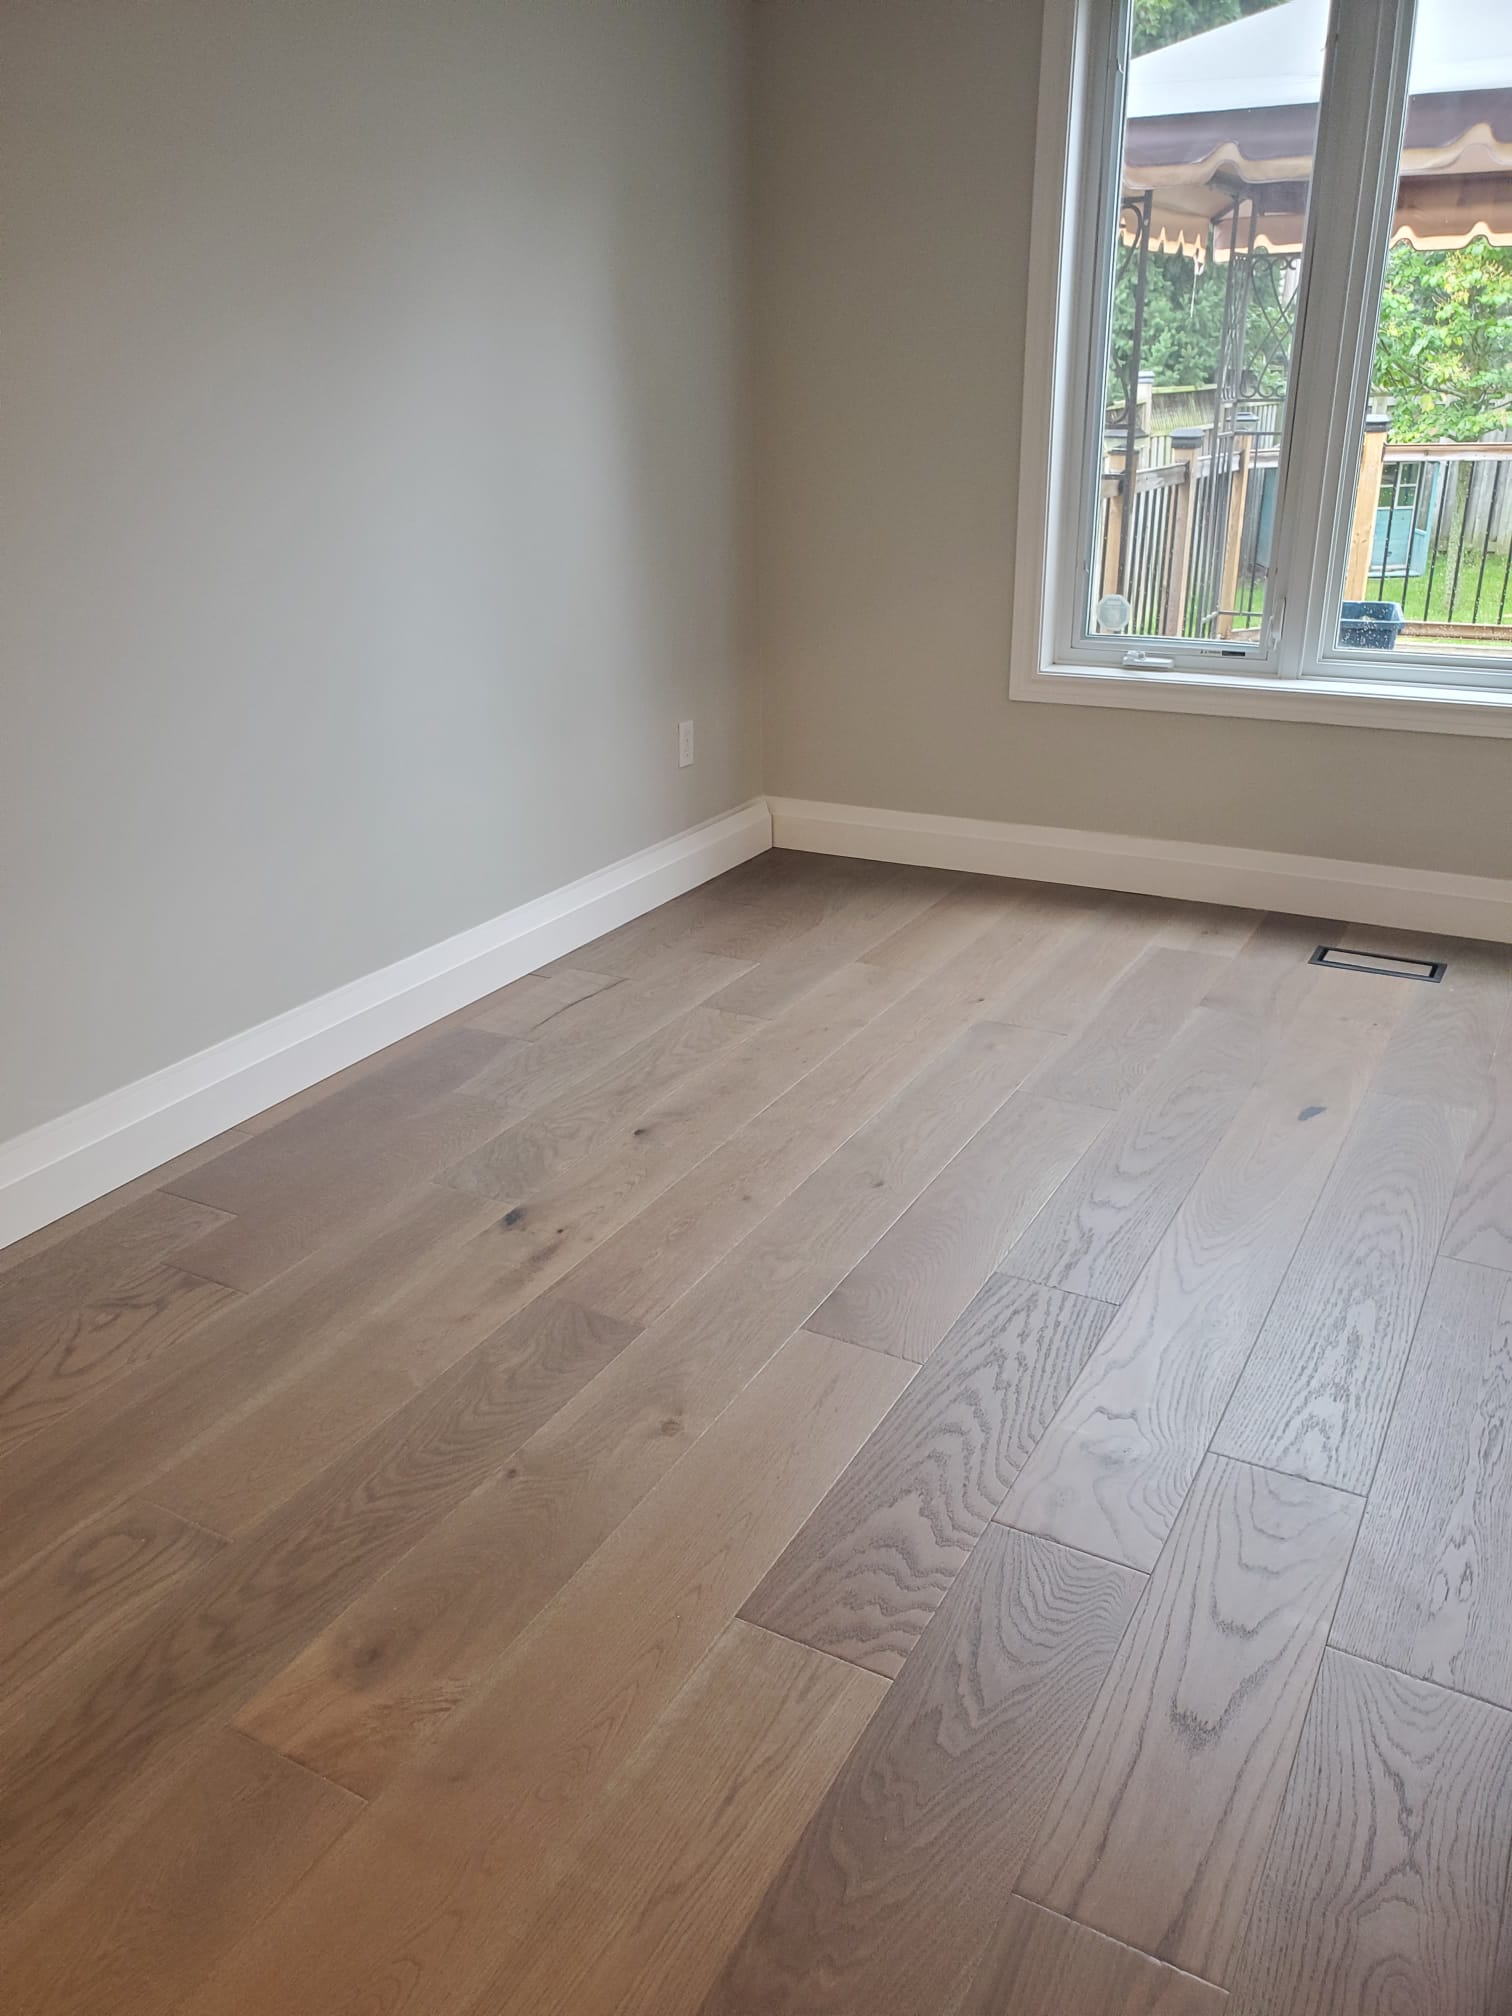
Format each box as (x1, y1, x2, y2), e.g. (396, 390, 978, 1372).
(1010, 0, 1512, 736)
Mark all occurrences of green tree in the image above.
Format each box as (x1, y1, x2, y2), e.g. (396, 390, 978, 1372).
(1371, 242, 1512, 443)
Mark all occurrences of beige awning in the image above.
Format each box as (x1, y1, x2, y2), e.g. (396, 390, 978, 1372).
(1124, 0, 1512, 257)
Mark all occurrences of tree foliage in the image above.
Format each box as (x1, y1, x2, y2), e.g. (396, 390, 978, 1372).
(1372, 242, 1512, 443)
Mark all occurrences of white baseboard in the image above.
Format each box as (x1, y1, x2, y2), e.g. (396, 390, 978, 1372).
(769, 797, 1512, 947)
(0, 798, 772, 1253)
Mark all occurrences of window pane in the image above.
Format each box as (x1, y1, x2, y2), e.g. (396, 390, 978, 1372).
(1333, 0, 1512, 660)
(1084, 0, 1326, 649)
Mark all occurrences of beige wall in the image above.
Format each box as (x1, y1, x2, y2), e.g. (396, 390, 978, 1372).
(1, 0, 756, 1140)
(752, 0, 1511, 879)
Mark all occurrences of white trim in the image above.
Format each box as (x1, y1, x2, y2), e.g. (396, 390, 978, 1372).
(769, 797, 1512, 945)
(1009, 658, 1512, 735)
(0, 798, 772, 1253)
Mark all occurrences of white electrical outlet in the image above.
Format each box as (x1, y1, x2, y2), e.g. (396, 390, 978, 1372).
(678, 719, 695, 768)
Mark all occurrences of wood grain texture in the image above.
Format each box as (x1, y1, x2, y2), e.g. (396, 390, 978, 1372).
(0, 1183, 499, 1581)
(987, 896, 1160, 1034)
(4, 863, 1507, 2016)
(0, 1295, 635, 1910)
(701, 1527, 1143, 2016)
(227, 1011, 1021, 1799)
(953, 1899, 1226, 2016)
(465, 963, 619, 1035)
(1330, 1258, 1512, 1705)
(456, 1620, 887, 2016)
(558, 953, 1055, 1330)
(0, 1500, 224, 1707)
(1031, 947, 1224, 1110)
(163, 1025, 516, 1289)
(1371, 936, 1512, 1106)
(744, 1283, 1113, 1675)
(453, 949, 753, 1118)
(1230, 1651, 1512, 2016)
(999, 1012, 1385, 1568)
(0, 1134, 247, 1278)
(1200, 911, 1344, 1022)
(1214, 1092, 1473, 1491)
(0, 1261, 238, 1455)
(1017, 1455, 1361, 1983)
(1442, 1032, 1512, 1269)
(1003, 1007, 1263, 1304)
(0, 1731, 359, 2016)
(184, 1332, 907, 2016)
(808, 1091, 1105, 1361)
(440, 1000, 762, 1202)
(0, 1189, 230, 1338)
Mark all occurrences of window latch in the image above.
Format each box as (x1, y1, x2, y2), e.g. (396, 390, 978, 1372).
(1122, 649, 1175, 669)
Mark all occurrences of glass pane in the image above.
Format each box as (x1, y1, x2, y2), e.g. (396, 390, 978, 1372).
(1084, 0, 1327, 649)
(1334, 0, 1512, 659)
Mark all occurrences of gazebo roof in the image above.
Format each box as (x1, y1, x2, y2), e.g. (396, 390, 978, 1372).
(1124, 0, 1512, 256)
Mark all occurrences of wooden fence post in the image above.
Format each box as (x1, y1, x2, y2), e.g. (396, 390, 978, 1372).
(1101, 438, 1127, 599)
(1164, 427, 1204, 635)
(1345, 417, 1391, 600)
(1217, 416, 1257, 639)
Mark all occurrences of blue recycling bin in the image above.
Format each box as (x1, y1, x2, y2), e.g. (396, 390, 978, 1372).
(1340, 600, 1405, 650)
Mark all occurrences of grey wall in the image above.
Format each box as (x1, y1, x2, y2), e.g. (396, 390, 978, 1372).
(1, 0, 757, 1140)
(752, 0, 1511, 879)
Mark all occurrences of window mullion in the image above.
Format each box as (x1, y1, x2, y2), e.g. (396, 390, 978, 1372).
(1266, 0, 1417, 679)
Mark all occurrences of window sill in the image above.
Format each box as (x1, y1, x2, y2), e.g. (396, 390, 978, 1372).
(1011, 659, 1512, 739)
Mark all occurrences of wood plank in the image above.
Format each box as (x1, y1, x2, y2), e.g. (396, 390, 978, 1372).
(1330, 1258, 1512, 1706)
(1002, 1006, 1264, 1305)
(953, 1899, 1226, 2016)
(0, 1132, 247, 1278)
(231, 1025, 1043, 1796)
(0, 1183, 499, 1581)
(0, 1731, 360, 2016)
(561, 930, 1075, 1330)
(439, 1000, 763, 1201)
(465, 964, 619, 1036)
(0, 1294, 635, 1910)
(149, 967, 907, 1536)
(456, 1620, 887, 2016)
(1213, 1092, 1473, 1492)
(1199, 911, 1342, 1021)
(1229, 1652, 1512, 2016)
(553, 1012, 981, 1331)
(0, 1189, 230, 1338)
(1031, 948, 1226, 1111)
(744, 1283, 1113, 1676)
(1370, 936, 1512, 1107)
(1442, 1032, 1512, 1270)
(706, 868, 963, 1017)
(987, 895, 1161, 1033)
(0, 1261, 238, 1455)
(998, 1011, 1386, 1569)
(0, 1499, 224, 1707)
(183, 1331, 908, 2016)
(807, 1092, 1106, 1361)
(859, 878, 1025, 973)
(163, 1026, 517, 1289)
(1152, 901, 1262, 954)
(454, 948, 754, 1118)
(1017, 1455, 1360, 1983)
(700, 1527, 1144, 2016)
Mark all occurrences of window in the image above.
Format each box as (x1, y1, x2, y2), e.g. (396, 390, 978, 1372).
(1013, 0, 1512, 730)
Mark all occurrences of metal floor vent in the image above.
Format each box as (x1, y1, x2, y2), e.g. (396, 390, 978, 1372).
(1310, 945, 1446, 983)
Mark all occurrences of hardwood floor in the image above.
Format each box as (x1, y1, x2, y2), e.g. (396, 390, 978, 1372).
(3, 849, 1511, 2015)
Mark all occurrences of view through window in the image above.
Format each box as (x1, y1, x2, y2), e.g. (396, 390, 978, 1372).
(1080, 0, 1512, 676)
(1332, 0, 1512, 657)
